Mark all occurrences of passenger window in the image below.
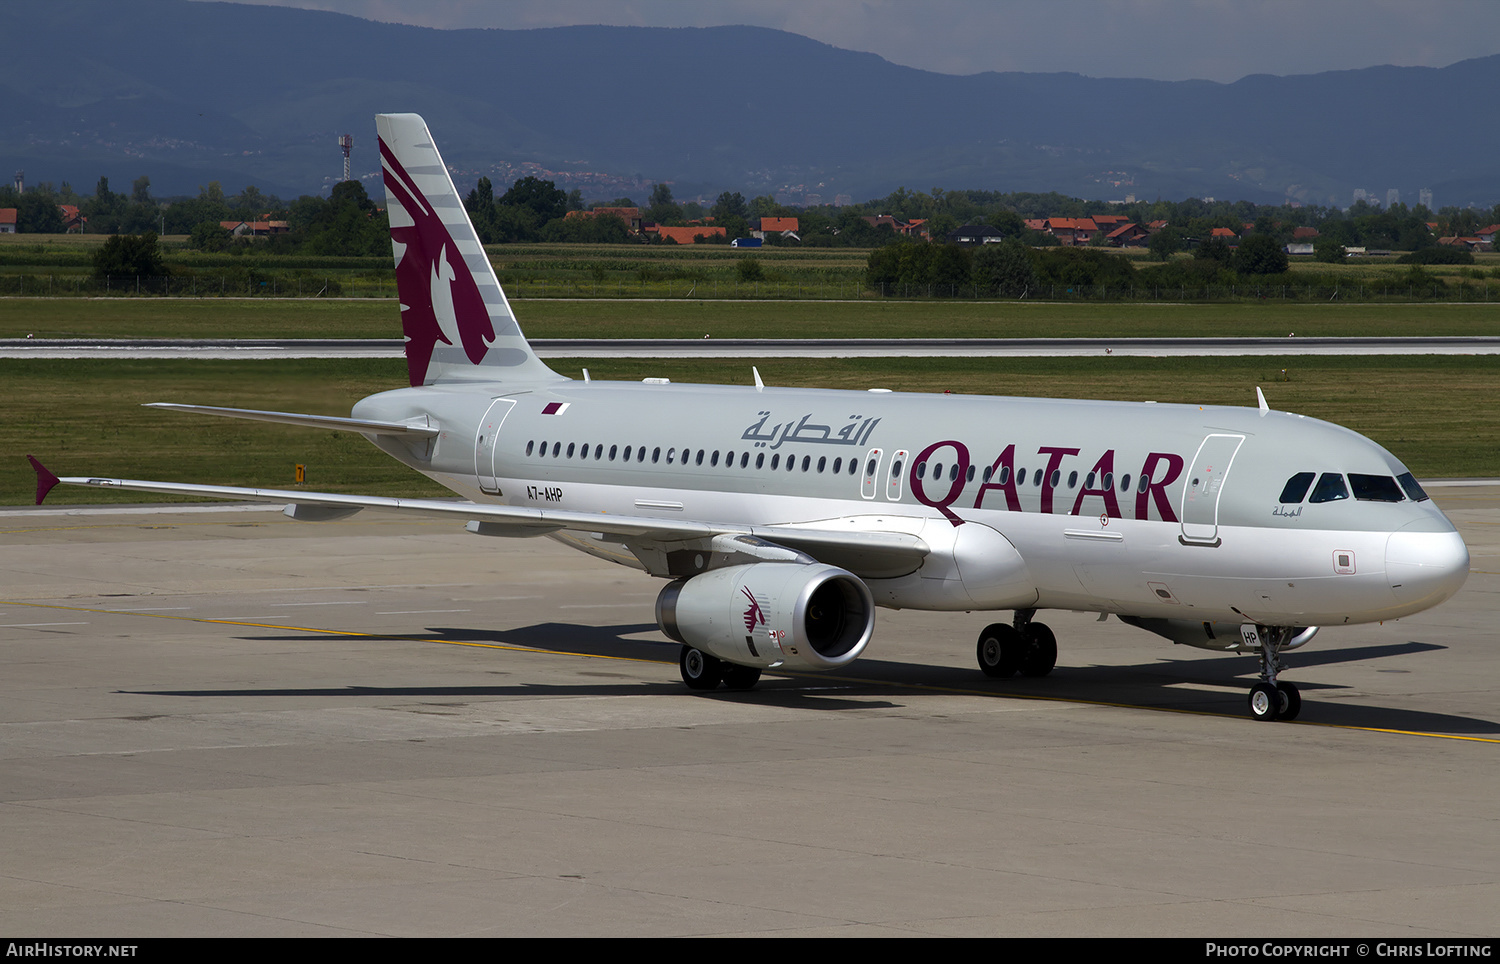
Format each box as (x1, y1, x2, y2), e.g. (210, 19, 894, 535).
(757, 453, 765, 469)
(566, 443, 576, 458)
(1309, 473, 1349, 504)
(1397, 472, 1429, 502)
(817, 456, 826, 473)
(526, 440, 534, 456)
(741, 452, 749, 468)
(1350, 474, 1404, 502)
(1279, 472, 1315, 504)
(710, 450, 720, 467)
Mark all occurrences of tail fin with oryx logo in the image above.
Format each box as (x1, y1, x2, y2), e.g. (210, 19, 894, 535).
(376, 113, 562, 388)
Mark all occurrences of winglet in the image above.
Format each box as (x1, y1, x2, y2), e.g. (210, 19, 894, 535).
(27, 455, 60, 505)
(1255, 386, 1269, 416)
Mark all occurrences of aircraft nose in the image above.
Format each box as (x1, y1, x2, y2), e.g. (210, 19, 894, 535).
(1386, 522, 1469, 611)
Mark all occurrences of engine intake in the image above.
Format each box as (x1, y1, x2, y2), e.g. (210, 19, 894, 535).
(656, 562, 875, 671)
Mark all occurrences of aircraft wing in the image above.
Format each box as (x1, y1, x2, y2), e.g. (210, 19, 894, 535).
(36, 470, 929, 579)
(143, 403, 440, 438)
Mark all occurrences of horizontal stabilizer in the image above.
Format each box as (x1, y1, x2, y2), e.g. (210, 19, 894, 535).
(146, 403, 439, 437)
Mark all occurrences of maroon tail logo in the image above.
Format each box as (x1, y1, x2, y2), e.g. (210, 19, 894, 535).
(741, 587, 766, 633)
(380, 138, 495, 386)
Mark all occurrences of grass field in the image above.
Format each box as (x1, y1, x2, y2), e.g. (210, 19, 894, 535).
(3, 296, 1499, 340)
(5, 354, 1494, 507)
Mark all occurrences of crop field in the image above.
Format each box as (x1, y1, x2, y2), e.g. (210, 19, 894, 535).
(2, 236, 1497, 302)
(3, 296, 1499, 340)
(4, 353, 1494, 507)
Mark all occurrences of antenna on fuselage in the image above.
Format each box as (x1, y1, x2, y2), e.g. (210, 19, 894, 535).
(753, 367, 764, 392)
(1256, 386, 1269, 415)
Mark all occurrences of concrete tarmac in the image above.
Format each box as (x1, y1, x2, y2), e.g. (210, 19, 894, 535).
(1, 489, 1497, 936)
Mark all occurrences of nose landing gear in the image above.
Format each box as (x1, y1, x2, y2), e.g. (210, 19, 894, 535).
(1242, 624, 1302, 722)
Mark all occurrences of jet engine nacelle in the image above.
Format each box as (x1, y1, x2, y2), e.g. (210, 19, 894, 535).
(655, 562, 875, 672)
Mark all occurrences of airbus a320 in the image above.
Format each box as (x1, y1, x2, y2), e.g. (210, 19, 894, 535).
(31, 113, 1470, 721)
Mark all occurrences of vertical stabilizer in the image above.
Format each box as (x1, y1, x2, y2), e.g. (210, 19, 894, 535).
(376, 113, 561, 387)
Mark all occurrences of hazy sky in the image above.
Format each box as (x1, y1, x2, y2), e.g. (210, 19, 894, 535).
(216, 0, 1500, 83)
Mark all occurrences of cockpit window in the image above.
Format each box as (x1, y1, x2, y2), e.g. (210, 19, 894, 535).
(1278, 472, 1315, 504)
(1308, 472, 1349, 504)
(1350, 474, 1404, 502)
(1396, 472, 1430, 502)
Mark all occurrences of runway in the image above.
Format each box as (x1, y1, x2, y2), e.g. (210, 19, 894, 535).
(4, 335, 1500, 359)
(1, 488, 1497, 936)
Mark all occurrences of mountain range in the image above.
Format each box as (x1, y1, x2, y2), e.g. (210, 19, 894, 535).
(5, 0, 1498, 208)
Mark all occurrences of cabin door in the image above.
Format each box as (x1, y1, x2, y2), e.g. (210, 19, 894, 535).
(1179, 433, 1244, 544)
(475, 398, 517, 494)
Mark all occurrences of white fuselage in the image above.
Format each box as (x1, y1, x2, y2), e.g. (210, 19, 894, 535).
(352, 377, 1470, 634)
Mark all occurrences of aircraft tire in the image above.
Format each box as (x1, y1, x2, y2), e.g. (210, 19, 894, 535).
(680, 646, 723, 690)
(1019, 622, 1058, 677)
(1248, 682, 1281, 721)
(1276, 681, 1302, 721)
(720, 663, 762, 691)
(977, 623, 1022, 678)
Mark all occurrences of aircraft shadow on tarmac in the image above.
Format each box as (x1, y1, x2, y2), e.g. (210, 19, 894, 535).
(119, 619, 1499, 734)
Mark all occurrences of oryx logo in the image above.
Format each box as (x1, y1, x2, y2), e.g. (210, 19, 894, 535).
(380, 137, 495, 386)
(741, 586, 766, 633)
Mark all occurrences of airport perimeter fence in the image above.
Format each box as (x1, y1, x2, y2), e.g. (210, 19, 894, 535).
(2, 273, 1499, 303)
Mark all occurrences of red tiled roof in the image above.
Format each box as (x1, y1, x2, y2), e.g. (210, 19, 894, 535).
(0, 208, 17, 225)
(759, 217, 799, 232)
(651, 224, 726, 244)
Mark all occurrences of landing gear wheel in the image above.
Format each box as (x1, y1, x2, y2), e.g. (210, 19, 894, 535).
(1249, 681, 1281, 721)
(680, 646, 723, 690)
(1275, 681, 1302, 722)
(977, 623, 1023, 678)
(720, 663, 762, 691)
(1019, 622, 1058, 677)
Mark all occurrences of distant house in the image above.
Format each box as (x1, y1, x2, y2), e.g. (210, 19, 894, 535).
(1023, 218, 1048, 233)
(753, 216, 799, 241)
(947, 224, 1004, 246)
(1105, 222, 1149, 247)
(649, 224, 726, 244)
(1476, 224, 1500, 245)
(0, 208, 16, 233)
(58, 204, 86, 233)
(1285, 243, 1315, 255)
(1210, 226, 1240, 246)
(1046, 217, 1098, 245)
(862, 214, 930, 239)
(1291, 226, 1319, 240)
(218, 220, 288, 237)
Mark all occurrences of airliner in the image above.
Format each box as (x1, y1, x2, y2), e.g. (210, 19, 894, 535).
(29, 114, 1470, 721)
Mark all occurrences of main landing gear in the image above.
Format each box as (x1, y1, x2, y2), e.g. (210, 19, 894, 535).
(679, 645, 762, 692)
(1242, 624, 1302, 722)
(976, 610, 1057, 679)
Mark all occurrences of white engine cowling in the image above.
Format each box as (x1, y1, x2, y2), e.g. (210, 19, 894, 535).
(655, 562, 875, 672)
